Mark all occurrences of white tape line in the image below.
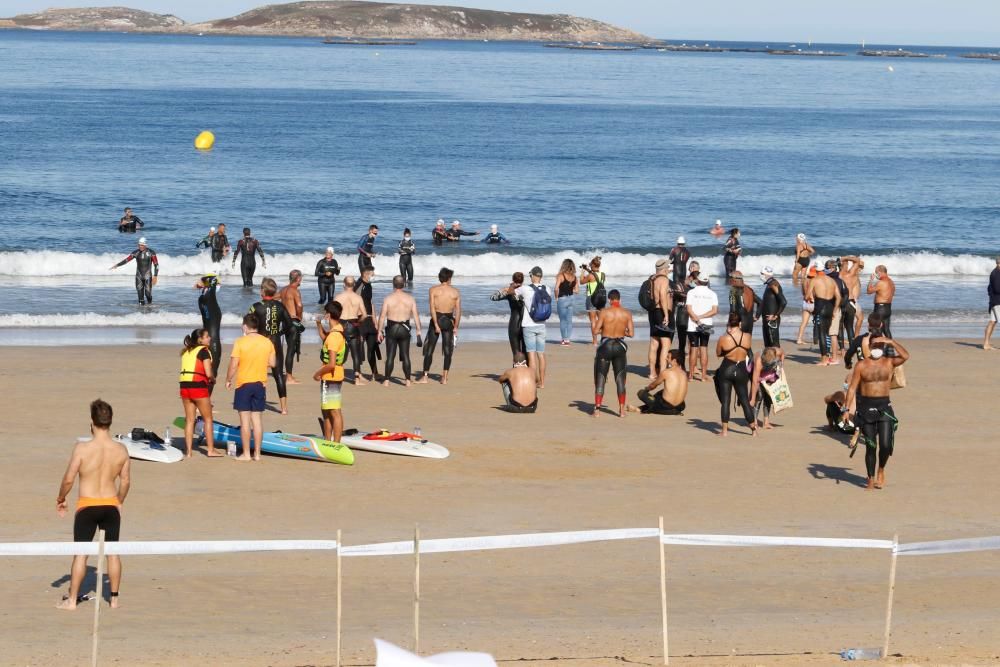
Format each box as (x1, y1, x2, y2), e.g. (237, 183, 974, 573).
(0, 540, 339, 557)
(342, 528, 661, 557)
(660, 534, 895, 549)
(897, 536, 1000, 556)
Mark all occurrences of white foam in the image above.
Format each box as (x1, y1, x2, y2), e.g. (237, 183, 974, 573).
(1, 250, 993, 279)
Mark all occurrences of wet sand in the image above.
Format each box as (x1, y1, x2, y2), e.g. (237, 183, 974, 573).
(1, 338, 998, 665)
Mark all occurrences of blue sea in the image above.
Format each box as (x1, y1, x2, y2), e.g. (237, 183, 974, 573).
(1, 30, 998, 344)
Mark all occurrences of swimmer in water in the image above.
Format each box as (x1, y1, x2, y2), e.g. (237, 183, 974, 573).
(377, 275, 422, 386)
(356, 224, 378, 275)
(117, 207, 144, 234)
(196, 227, 216, 250)
(446, 220, 479, 241)
(418, 267, 461, 385)
(591, 289, 634, 418)
(398, 229, 416, 283)
(432, 219, 448, 245)
(481, 224, 510, 244)
(722, 228, 742, 282)
(709, 219, 725, 237)
(232, 227, 266, 288)
(315, 247, 340, 305)
(110, 237, 158, 305)
(792, 233, 814, 286)
(211, 223, 230, 263)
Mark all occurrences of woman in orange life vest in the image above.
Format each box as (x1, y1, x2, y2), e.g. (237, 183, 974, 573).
(178, 328, 220, 458)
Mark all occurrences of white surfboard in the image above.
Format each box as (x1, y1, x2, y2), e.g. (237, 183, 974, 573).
(76, 435, 184, 463)
(340, 429, 450, 459)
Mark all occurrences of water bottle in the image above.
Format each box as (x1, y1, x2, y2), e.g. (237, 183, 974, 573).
(164, 427, 171, 445)
(840, 648, 881, 660)
(413, 426, 422, 438)
(227, 440, 237, 457)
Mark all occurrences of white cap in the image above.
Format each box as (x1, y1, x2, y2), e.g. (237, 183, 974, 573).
(210, 226, 216, 232)
(436, 218, 445, 225)
(451, 219, 461, 226)
(490, 224, 498, 231)
(696, 270, 711, 283)
(715, 219, 722, 226)
(797, 233, 806, 240)
(325, 246, 334, 254)
(138, 237, 147, 245)
(761, 265, 774, 276)
(677, 235, 686, 245)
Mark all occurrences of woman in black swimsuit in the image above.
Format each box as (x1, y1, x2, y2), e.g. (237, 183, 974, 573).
(714, 311, 757, 437)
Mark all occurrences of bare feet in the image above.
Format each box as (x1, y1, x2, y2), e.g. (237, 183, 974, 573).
(356, 376, 369, 386)
(404, 380, 412, 387)
(795, 340, 805, 345)
(764, 421, 774, 430)
(253, 455, 262, 462)
(236, 455, 252, 461)
(984, 344, 994, 351)
(185, 453, 193, 459)
(875, 468, 885, 489)
(618, 406, 626, 418)
(866, 477, 875, 490)
(415, 375, 429, 384)
(440, 376, 448, 385)
(110, 594, 120, 609)
(382, 380, 391, 387)
(280, 410, 288, 416)
(626, 404, 640, 413)
(286, 375, 301, 385)
(56, 595, 78, 611)
(592, 407, 600, 418)
(206, 450, 225, 458)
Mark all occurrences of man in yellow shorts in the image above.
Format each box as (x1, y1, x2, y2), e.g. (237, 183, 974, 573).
(314, 301, 347, 442)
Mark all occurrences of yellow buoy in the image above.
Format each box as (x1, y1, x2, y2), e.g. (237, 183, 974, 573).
(194, 131, 215, 151)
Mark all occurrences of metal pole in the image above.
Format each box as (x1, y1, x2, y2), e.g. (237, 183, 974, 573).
(336, 529, 342, 667)
(882, 534, 899, 659)
(91, 529, 105, 667)
(659, 516, 669, 665)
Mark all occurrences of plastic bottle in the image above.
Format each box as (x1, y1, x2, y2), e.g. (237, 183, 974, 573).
(227, 441, 237, 457)
(413, 426, 422, 438)
(840, 648, 882, 660)
(165, 427, 171, 445)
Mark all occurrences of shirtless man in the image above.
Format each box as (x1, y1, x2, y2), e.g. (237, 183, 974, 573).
(648, 259, 673, 378)
(418, 267, 462, 385)
(497, 352, 538, 413)
(630, 349, 688, 415)
(330, 276, 370, 385)
(806, 263, 842, 365)
(792, 233, 815, 286)
(845, 337, 909, 489)
(592, 289, 634, 418)
(279, 270, 305, 384)
(56, 399, 131, 610)
(377, 275, 422, 386)
(709, 219, 726, 237)
(839, 255, 865, 337)
(867, 265, 896, 339)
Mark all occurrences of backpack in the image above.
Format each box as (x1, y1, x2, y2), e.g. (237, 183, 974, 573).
(590, 273, 608, 310)
(528, 285, 552, 322)
(638, 275, 656, 312)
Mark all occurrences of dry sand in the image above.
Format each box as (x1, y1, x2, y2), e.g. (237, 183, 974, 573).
(1, 338, 998, 666)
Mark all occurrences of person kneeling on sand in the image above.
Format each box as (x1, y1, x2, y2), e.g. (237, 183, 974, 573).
(497, 352, 538, 413)
(630, 350, 688, 415)
(56, 399, 130, 610)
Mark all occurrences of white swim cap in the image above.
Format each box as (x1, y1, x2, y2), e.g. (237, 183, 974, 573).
(436, 218, 445, 225)
(677, 235, 686, 245)
(797, 233, 806, 240)
(326, 246, 334, 254)
(210, 226, 216, 232)
(138, 237, 147, 245)
(761, 266, 774, 276)
(715, 219, 722, 226)
(491, 224, 498, 231)
(452, 219, 461, 226)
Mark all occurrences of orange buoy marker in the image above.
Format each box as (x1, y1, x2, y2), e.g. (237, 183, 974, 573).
(194, 131, 215, 151)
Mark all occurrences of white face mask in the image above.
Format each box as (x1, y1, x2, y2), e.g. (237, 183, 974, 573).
(404, 235, 411, 240)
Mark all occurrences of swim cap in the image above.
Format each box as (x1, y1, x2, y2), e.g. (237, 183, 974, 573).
(326, 246, 334, 254)
(761, 265, 774, 276)
(451, 220, 461, 226)
(715, 220, 722, 226)
(210, 226, 216, 232)
(797, 233, 806, 240)
(138, 237, 147, 245)
(677, 235, 686, 245)
(436, 218, 445, 226)
(490, 224, 498, 231)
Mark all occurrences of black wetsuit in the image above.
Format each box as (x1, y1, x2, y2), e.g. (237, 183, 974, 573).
(668, 246, 690, 284)
(671, 279, 690, 365)
(714, 332, 755, 426)
(357, 279, 381, 378)
(873, 302, 893, 339)
(342, 317, 366, 379)
(314, 257, 340, 305)
(594, 337, 628, 407)
(249, 298, 293, 399)
(637, 388, 685, 415)
(232, 236, 265, 287)
(118, 215, 143, 233)
(195, 234, 213, 249)
(284, 310, 304, 377)
(730, 285, 761, 334)
(398, 238, 415, 282)
(723, 237, 741, 279)
(492, 289, 525, 357)
(501, 379, 538, 413)
(813, 296, 835, 357)
(211, 233, 229, 263)
(114, 247, 159, 305)
(384, 320, 413, 381)
(432, 229, 448, 245)
(198, 280, 223, 389)
(761, 277, 787, 348)
(482, 232, 508, 244)
(357, 233, 376, 274)
(857, 395, 897, 478)
(423, 311, 456, 375)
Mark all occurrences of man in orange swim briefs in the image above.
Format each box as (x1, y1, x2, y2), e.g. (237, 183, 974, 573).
(55, 399, 131, 610)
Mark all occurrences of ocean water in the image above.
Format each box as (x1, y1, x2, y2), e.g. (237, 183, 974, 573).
(1, 31, 998, 343)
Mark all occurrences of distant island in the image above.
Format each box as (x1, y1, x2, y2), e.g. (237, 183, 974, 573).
(0, 1, 649, 42)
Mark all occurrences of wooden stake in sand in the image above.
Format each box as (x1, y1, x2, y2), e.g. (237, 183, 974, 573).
(91, 529, 105, 667)
(882, 533, 899, 659)
(414, 524, 421, 654)
(336, 529, 342, 667)
(658, 516, 669, 665)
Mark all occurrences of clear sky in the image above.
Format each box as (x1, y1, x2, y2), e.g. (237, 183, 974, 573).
(5, 0, 999, 47)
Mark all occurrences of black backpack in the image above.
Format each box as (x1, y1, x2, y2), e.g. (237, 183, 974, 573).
(638, 275, 656, 312)
(590, 273, 607, 310)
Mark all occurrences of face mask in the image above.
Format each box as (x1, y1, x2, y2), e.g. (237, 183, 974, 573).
(404, 235, 411, 240)
(870, 348, 885, 359)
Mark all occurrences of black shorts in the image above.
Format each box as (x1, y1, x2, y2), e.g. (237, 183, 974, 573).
(688, 331, 710, 348)
(649, 308, 673, 339)
(74, 506, 121, 542)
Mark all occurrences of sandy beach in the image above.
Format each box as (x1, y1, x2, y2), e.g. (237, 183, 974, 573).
(1, 338, 998, 666)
